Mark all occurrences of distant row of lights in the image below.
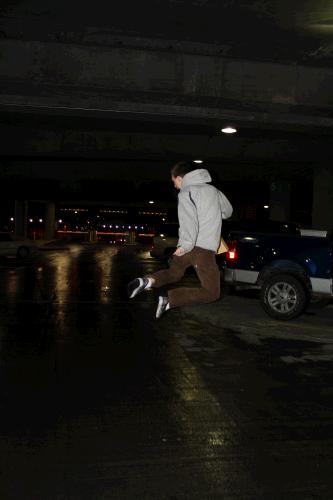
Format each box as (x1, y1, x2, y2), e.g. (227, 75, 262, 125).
(9, 217, 44, 223)
(100, 210, 128, 214)
(8, 218, 158, 227)
(61, 205, 158, 213)
(139, 211, 166, 216)
(61, 208, 88, 212)
(101, 225, 147, 230)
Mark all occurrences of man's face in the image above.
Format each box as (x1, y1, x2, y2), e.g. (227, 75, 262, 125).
(172, 175, 183, 190)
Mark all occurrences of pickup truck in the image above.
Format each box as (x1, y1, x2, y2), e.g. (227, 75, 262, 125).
(222, 229, 333, 320)
(150, 219, 300, 262)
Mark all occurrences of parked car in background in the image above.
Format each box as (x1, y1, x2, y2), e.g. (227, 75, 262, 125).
(0, 232, 38, 259)
(150, 223, 178, 260)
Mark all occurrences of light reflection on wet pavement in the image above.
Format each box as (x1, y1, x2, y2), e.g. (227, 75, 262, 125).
(0, 244, 332, 499)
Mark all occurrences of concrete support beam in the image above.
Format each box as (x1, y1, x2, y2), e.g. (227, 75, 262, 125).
(0, 39, 332, 109)
(1, 125, 332, 162)
(312, 167, 333, 232)
(0, 39, 333, 131)
(44, 201, 55, 240)
(269, 181, 291, 222)
(14, 200, 28, 239)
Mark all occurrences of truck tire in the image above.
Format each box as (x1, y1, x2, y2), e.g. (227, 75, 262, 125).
(260, 273, 307, 320)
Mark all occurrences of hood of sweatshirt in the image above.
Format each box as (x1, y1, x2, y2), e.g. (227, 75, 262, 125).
(181, 169, 212, 190)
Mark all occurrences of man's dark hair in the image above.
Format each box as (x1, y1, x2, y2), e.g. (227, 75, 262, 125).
(170, 161, 196, 178)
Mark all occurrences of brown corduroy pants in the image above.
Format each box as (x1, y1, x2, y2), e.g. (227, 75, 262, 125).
(149, 246, 220, 308)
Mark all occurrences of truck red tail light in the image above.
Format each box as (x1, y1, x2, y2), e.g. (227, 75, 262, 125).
(226, 240, 237, 260)
(227, 250, 237, 260)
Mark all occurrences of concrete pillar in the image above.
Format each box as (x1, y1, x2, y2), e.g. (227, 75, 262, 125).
(88, 230, 97, 242)
(14, 200, 28, 239)
(312, 167, 333, 231)
(129, 230, 136, 245)
(44, 201, 56, 240)
(269, 181, 290, 222)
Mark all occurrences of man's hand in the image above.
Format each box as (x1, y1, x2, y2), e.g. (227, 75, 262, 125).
(173, 247, 185, 256)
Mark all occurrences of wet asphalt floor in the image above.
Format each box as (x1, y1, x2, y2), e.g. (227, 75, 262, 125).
(0, 243, 333, 499)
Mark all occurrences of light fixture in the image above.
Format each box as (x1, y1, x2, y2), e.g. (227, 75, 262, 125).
(149, 200, 154, 204)
(193, 159, 203, 164)
(264, 205, 269, 209)
(221, 127, 237, 134)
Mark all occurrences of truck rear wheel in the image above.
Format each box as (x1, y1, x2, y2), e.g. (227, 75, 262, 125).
(260, 273, 307, 320)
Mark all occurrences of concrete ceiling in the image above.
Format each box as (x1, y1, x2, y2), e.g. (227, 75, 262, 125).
(1, 0, 333, 65)
(0, 1, 333, 170)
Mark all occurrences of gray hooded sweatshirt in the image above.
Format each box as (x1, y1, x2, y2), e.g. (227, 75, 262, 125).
(177, 169, 233, 254)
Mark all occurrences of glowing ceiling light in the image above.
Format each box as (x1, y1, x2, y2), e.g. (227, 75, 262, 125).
(149, 200, 154, 204)
(221, 127, 237, 134)
(264, 205, 269, 209)
(193, 160, 203, 164)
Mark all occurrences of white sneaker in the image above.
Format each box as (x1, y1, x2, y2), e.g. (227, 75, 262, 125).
(127, 277, 149, 298)
(156, 296, 170, 319)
